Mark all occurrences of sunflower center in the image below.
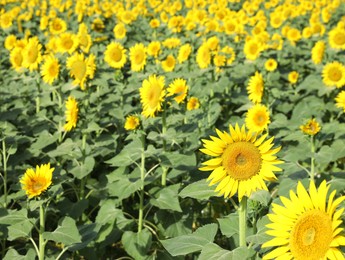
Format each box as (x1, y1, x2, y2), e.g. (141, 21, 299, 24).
(222, 142, 262, 180)
(71, 60, 86, 80)
(290, 209, 333, 260)
(111, 48, 122, 62)
(134, 51, 144, 64)
(334, 32, 345, 46)
(328, 67, 342, 82)
(53, 22, 62, 31)
(49, 64, 58, 76)
(249, 43, 258, 55)
(62, 38, 73, 50)
(27, 47, 38, 63)
(147, 86, 160, 108)
(32, 181, 44, 192)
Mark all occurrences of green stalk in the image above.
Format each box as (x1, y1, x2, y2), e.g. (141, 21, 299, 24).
(238, 196, 247, 248)
(138, 134, 146, 232)
(79, 133, 87, 201)
(161, 107, 168, 186)
(310, 135, 315, 182)
(36, 82, 41, 114)
(2, 139, 7, 208)
(39, 204, 46, 260)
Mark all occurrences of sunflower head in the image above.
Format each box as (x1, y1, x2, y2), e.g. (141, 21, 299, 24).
(130, 43, 147, 72)
(178, 44, 192, 64)
(300, 118, 321, 136)
(161, 55, 176, 72)
(265, 59, 278, 72)
(187, 97, 200, 111)
(288, 71, 299, 84)
(40, 54, 60, 85)
(245, 104, 271, 133)
(104, 42, 127, 69)
(247, 71, 264, 104)
(335, 90, 345, 112)
(20, 163, 54, 198)
(124, 115, 140, 131)
(196, 43, 211, 69)
(64, 96, 78, 132)
(322, 61, 345, 88)
(262, 180, 345, 260)
(167, 78, 188, 104)
(199, 124, 283, 201)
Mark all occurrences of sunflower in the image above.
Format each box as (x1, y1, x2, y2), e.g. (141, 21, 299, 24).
(78, 23, 92, 53)
(139, 75, 166, 118)
(20, 163, 54, 198)
(64, 96, 78, 131)
(124, 115, 140, 131)
(247, 71, 264, 104)
(178, 43, 192, 64)
(167, 78, 188, 104)
(328, 27, 345, 50)
(196, 43, 211, 69)
(187, 97, 200, 111)
(161, 55, 176, 72)
(162, 37, 181, 49)
(244, 38, 262, 61)
(104, 42, 127, 69)
(66, 53, 96, 90)
(22, 36, 42, 71)
(288, 71, 299, 84)
(113, 23, 126, 39)
(265, 59, 278, 72)
(300, 118, 321, 136)
(4, 34, 16, 50)
(10, 47, 24, 72)
(130, 43, 146, 72)
(245, 104, 270, 133)
(49, 17, 67, 35)
(40, 55, 60, 85)
(335, 90, 345, 112)
(311, 41, 325, 65)
(0, 12, 12, 29)
(147, 41, 161, 58)
(262, 180, 345, 260)
(199, 124, 282, 201)
(57, 32, 79, 54)
(322, 61, 345, 88)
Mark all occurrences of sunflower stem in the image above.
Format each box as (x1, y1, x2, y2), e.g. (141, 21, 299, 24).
(238, 196, 247, 248)
(36, 81, 41, 114)
(79, 133, 88, 201)
(161, 106, 168, 186)
(310, 135, 315, 182)
(138, 133, 146, 233)
(39, 204, 46, 260)
(2, 138, 7, 208)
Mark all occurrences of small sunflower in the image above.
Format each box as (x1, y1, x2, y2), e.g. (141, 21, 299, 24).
(139, 74, 166, 118)
(167, 78, 188, 104)
(288, 71, 299, 84)
(4, 34, 16, 50)
(300, 118, 321, 136)
(311, 41, 325, 65)
(124, 115, 140, 131)
(247, 71, 264, 104)
(262, 180, 345, 260)
(49, 17, 67, 35)
(245, 104, 271, 133)
(20, 163, 54, 198)
(147, 41, 161, 58)
(335, 90, 345, 112)
(161, 55, 176, 72)
(196, 43, 211, 69)
(64, 96, 78, 132)
(113, 23, 126, 39)
(10, 47, 24, 72)
(129, 43, 146, 72)
(178, 44, 192, 64)
(265, 59, 278, 72)
(77, 23, 92, 53)
(187, 97, 200, 111)
(104, 42, 127, 69)
(329, 27, 345, 50)
(40, 55, 60, 85)
(199, 124, 283, 201)
(22, 36, 42, 71)
(244, 38, 262, 61)
(57, 32, 79, 54)
(322, 61, 345, 88)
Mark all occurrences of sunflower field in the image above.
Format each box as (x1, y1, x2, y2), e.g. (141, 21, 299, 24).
(2, 0, 345, 259)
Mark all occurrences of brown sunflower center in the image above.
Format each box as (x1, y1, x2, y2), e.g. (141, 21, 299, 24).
(221, 142, 262, 180)
(290, 209, 333, 260)
(32, 181, 44, 192)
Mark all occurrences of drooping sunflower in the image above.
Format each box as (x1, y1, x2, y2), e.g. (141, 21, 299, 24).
(196, 43, 211, 69)
(130, 43, 146, 72)
(167, 78, 188, 104)
(22, 36, 42, 71)
(328, 27, 345, 50)
(66, 53, 96, 90)
(139, 74, 166, 118)
(64, 96, 78, 131)
(124, 115, 140, 131)
(161, 55, 176, 72)
(262, 180, 345, 260)
(245, 104, 270, 133)
(247, 71, 264, 104)
(322, 61, 345, 88)
(40, 55, 60, 85)
(311, 41, 325, 65)
(77, 23, 92, 53)
(20, 163, 54, 198)
(335, 90, 345, 112)
(199, 124, 283, 201)
(104, 42, 127, 69)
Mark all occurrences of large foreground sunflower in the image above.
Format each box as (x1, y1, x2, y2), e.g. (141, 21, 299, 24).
(199, 124, 283, 200)
(262, 180, 345, 260)
(20, 163, 54, 198)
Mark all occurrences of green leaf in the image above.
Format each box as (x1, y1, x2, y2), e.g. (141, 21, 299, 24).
(8, 218, 35, 241)
(0, 209, 28, 225)
(179, 179, 217, 200)
(249, 190, 271, 206)
(107, 177, 142, 200)
(69, 156, 95, 179)
(217, 213, 238, 238)
(122, 229, 152, 260)
(3, 248, 36, 260)
(47, 138, 78, 158)
(43, 216, 81, 246)
(160, 152, 196, 171)
(155, 210, 192, 237)
(199, 243, 255, 260)
(246, 216, 271, 244)
(161, 223, 218, 256)
(69, 223, 101, 251)
(105, 139, 142, 167)
(150, 184, 182, 212)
